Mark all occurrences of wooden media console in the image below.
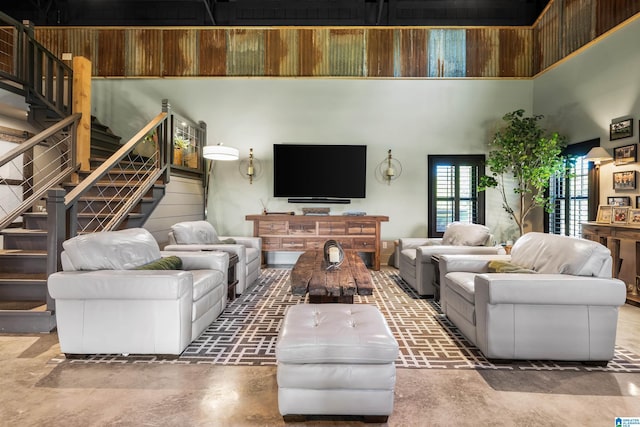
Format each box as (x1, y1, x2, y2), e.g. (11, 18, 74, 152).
(245, 214, 389, 270)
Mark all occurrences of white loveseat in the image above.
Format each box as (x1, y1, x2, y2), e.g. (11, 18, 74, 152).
(48, 228, 229, 356)
(165, 220, 261, 295)
(439, 232, 627, 362)
(398, 222, 506, 296)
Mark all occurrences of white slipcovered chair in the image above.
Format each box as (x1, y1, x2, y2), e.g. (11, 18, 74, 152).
(165, 220, 261, 295)
(47, 228, 229, 356)
(398, 222, 506, 296)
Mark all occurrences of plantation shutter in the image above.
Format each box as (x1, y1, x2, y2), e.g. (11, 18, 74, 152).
(547, 139, 598, 237)
(428, 155, 485, 237)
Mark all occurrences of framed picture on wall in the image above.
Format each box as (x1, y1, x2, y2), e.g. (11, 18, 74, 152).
(607, 196, 631, 206)
(614, 144, 637, 165)
(613, 207, 629, 224)
(610, 118, 634, 141)
(613, 170, 636, 190)
(629, 209, 640, 225)
(596, 205, 613, 223)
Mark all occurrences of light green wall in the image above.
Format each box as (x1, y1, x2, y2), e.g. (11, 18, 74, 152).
(92, 78, 532, 243)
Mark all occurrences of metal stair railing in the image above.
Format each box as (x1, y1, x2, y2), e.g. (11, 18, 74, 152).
(0, 11, 72, 118)
(0, 113, 81, 230)
(62, 112, 170, 236)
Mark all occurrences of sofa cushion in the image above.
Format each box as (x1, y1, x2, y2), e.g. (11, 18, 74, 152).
(510, 232, 612, 277)
(444, 272, 477, 325)
(62, 228, 161, 271)
(135, 256, 183, 270)
(172, 220, 220, 244)
(442, 223, 490, 246)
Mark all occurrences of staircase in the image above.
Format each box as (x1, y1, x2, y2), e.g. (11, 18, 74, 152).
(0, 119, 166, 332)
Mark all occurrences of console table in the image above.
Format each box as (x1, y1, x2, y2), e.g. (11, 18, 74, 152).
(245, 214, 389, 270)
(581, 221, 640, 306)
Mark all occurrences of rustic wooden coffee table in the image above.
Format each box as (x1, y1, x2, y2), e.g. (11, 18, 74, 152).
(290, 250, 374, 303)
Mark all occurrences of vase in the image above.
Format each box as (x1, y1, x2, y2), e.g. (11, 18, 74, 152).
(173, 148, 183, 166)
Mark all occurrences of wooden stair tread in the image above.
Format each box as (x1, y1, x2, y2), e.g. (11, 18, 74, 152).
(0, 272, 47, 280)
(0, 228, 46, 235)
(0, 249, 46, 256)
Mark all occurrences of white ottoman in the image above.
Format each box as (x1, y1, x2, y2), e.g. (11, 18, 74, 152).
(276, 304, 399, 422)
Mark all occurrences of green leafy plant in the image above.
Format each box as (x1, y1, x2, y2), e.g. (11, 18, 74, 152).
(478, 109, 567, 237)
(173, 135, 190, 149)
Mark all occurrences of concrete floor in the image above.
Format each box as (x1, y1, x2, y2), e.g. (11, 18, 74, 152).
(1, 305, 639, 426)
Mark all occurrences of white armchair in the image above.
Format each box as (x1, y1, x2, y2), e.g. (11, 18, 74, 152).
(164, 220, 261, 295)
(439, 232, 627, 362)
(48, 228, 229, 356)
(398, 222, 505, 296)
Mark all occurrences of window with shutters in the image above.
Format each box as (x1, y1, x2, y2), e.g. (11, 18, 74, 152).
(428, 155, 485, 237)
(547, 139, 598, 237)
(548, 156, 589, 237)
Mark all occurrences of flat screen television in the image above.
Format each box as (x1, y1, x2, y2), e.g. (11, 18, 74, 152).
(273, 144, 367, 203)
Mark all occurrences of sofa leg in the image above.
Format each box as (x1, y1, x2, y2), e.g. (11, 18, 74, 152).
(282, 415, 306, 423)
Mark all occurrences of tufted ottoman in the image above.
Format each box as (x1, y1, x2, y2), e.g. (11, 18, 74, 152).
(276, 304, 399, 422)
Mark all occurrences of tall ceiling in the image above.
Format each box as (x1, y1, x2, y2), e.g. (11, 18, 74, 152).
(2, 0, 551, 27)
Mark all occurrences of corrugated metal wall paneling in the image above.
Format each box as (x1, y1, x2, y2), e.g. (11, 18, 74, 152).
(395, 28, 427, 77)
(98, 29, 125, 76)
(329, 29, 365, 77)
(126, 29, 163, 76)
(427, 29, 466, 78)
(162, 29, 197, 76)
(563, 0, 594, 56)
(265, 29, 298, 77)
(227, 29, 265, 76)
(596, 0, 640, 36)
(198, 29, 227, 76)
(534, 1, 562, 73)
(466, 28, 499, 77)
(498, 28, 532, 77)
(306, 28, 331, 76)
(366, 28, 394, 77)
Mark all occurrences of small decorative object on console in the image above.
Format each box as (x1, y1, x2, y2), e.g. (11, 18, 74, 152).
(302, 207, 330, 215)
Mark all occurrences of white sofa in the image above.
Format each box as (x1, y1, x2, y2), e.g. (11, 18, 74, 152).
(398, 222, 506, 296)
(165, 220, 261, 295)
(48, 228, 229, 356)
(439, 232, 627, 362)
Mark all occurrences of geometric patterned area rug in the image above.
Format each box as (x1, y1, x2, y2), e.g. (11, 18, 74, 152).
(57, 268, 640, 372)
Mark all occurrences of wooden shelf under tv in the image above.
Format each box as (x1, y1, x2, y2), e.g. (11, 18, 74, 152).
(245, 214, 389, 271)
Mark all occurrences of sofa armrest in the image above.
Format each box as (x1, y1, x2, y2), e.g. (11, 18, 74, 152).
(164, 244, 245, 261)
(221, 236, 262, 250)
(398, 238, 440, 251)
(418, 246, 507, 263)
(161, 250, 229, 272)
(475, 274, 628, 306)
(48, 270, 193, 300)
(439, 254, 512, 275)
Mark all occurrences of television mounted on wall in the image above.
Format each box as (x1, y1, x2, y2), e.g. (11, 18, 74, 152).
(273, 144, 367, 203)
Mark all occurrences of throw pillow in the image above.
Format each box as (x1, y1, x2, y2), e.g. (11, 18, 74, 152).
(135, 256, 183, 270)
(487, 260, 536, 274)
(220, 238, 236, 244)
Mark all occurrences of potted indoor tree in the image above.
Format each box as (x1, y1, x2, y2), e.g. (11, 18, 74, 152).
(479, 109, 568, 237)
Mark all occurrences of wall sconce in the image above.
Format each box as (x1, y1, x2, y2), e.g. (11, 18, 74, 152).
(238, 148, 262, 184)
(376, 149, 402, 184)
